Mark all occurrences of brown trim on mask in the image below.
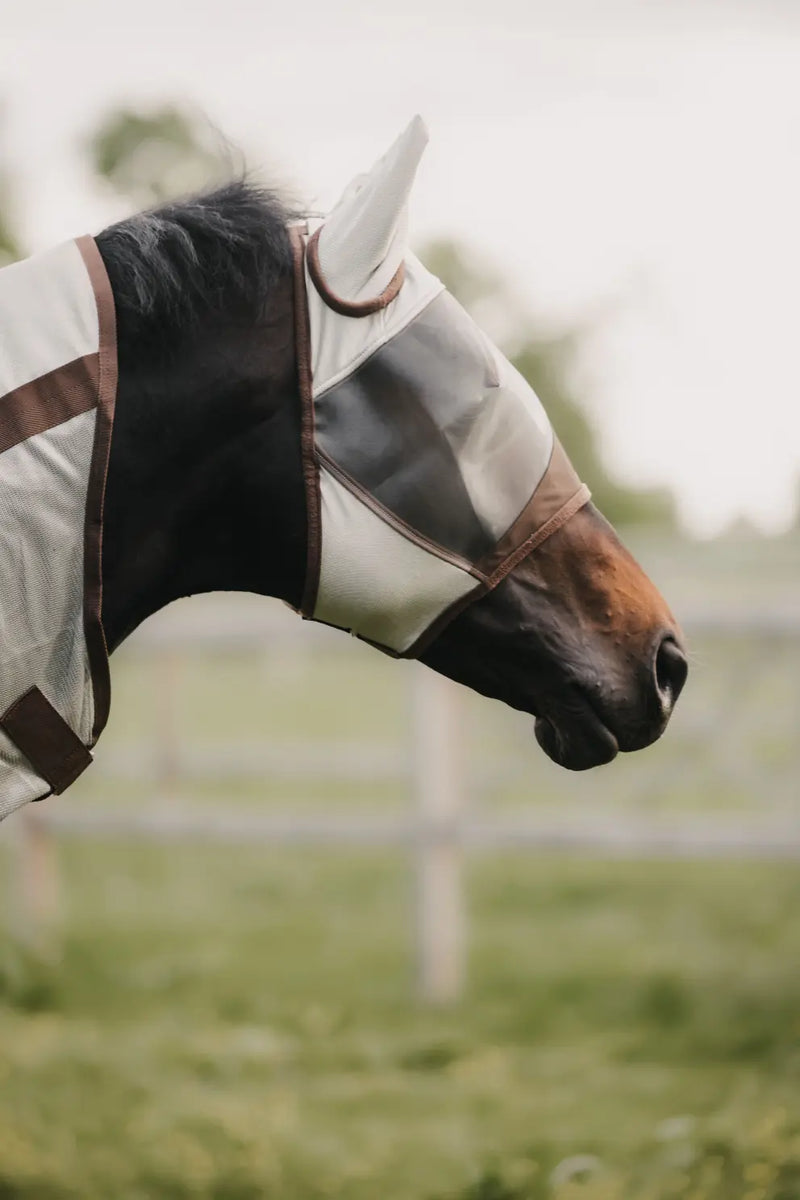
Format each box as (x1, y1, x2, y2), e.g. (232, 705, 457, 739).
(486, 483, 591, 590)
(317, 447, 485, 581)
(477, 439, 590, 579)
(397, 579, 487, 660)
(289, 225, 323, 617)
(401, 443, 590, 658)
(76, 235, 118, 743)
(0, 353, 100, 455)
(313, 288, 513, 562)
(0, 686, 93, 795)
(306, 225, 405, 318)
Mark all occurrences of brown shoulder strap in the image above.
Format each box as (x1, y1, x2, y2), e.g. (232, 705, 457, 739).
(0, 686, 93, 795)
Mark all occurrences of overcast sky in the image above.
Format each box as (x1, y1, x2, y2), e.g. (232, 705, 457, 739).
(2, 0, 798, 535)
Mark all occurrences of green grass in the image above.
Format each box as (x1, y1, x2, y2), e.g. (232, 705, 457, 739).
(3, 535, 800, 1198)
(1, 845, 800, 1199)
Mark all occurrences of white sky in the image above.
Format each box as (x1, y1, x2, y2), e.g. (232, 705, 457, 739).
(1, 0, 799, 535)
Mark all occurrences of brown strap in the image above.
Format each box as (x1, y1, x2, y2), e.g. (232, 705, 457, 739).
(0, 354, 100, 457)
(0, 686, 93, 795)
(289, 224, 323, 618)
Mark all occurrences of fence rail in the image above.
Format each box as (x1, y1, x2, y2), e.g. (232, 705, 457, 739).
(4, 605, 800, 1000)
(37, 807, 800, 858)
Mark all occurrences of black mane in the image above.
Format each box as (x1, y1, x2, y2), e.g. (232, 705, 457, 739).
(96, 181, 295, 358)
(99, 179, 307, 648)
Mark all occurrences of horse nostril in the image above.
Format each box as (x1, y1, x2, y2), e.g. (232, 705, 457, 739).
(654, 634, 688, 709)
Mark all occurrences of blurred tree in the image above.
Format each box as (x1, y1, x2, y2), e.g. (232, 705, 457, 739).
(0, 106, 22, 265)
(422, 237, 675, 528)
(88, 104, 232, 208)
(0, 190, 19, 266)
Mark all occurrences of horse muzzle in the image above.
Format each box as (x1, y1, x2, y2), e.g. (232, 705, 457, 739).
(534, 629, 688, 771)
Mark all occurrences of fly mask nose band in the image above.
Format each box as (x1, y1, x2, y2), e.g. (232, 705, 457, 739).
(0, 237, 117, 820)
(290, 221, 591, 659)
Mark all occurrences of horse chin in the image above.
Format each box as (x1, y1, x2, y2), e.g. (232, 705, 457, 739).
(534, 707, 619, 771)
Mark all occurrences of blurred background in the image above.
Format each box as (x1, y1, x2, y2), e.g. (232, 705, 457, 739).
(2, 2, 800, 1198)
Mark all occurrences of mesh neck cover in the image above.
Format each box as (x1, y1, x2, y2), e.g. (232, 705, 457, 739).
(291, 223, 590, 658)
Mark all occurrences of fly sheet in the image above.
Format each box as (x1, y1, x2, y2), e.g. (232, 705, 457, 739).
(291, 117, 590, 657)
(0, 237, 116, 820)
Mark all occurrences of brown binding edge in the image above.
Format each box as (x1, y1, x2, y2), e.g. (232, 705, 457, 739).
(289, 225, 323, 618)
(400, 486, 590, 661)
(397, 579, 488, 660)
(316, 447, 485, 581)
(476, 439, 580, 577)
(317, 447, 589, 660)
(76, 235, 118, 743)
(0, 686, 93, 795)
(354, 578, 486, 662)
(0, 354, 100, 456)
(485, 484, 591, 591)
(401, 475, 591, 660)
(306, 225, 405, 318)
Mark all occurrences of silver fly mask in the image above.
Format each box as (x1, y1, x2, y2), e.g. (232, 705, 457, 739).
(291, 117, 590, 657)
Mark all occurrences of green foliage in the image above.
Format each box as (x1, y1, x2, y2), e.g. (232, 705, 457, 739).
(512, 339, 674, 529)
(0, 941, 61, 1012)
(422, 238, 675, 529)
(88, 104, 231, 208)
(0, 203, 19, 266)
(0, 106, 21, 265)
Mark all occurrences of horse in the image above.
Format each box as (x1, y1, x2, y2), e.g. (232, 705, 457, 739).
(0, 118, 686, 820)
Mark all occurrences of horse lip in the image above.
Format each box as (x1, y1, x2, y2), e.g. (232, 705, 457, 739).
(534, 700, 620, 771)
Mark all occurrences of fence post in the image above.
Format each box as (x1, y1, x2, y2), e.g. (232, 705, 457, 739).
(412, 667, 465, 1003)
(10, 807, 59, 951)
(155, 650, 180, 786)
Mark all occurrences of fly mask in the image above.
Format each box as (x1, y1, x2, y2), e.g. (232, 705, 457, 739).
(291, 116, 590, 657)
(0, 237, 116, 820)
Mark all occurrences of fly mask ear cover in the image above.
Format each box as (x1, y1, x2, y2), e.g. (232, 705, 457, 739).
(0, 237, 117, 820)
(289, 221, 591, 659)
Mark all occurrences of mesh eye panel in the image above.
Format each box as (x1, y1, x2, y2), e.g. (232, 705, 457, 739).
(314, 291, 554, 563)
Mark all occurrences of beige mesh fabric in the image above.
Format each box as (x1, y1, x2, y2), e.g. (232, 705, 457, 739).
(314, 466, 478, 653)
(0, 412, 97, 819)
(313, 116, 429, 308)
(0, 240, 114, 821)
(0, 241, 101, 396)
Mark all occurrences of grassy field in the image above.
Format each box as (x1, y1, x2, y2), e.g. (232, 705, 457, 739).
(1, 533, 799, 1199)
(1, 844, 800, 1200)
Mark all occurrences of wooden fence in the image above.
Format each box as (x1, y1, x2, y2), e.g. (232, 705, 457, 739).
(4, 605, 800, 1002)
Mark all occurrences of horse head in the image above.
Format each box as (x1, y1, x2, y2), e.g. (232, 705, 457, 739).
(0, 120, 686, 822)
(287, 117, 687, 770)
(91, 119, 685, 785)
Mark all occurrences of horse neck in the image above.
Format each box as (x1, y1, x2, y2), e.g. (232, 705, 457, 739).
(100, 282, 307, 652)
